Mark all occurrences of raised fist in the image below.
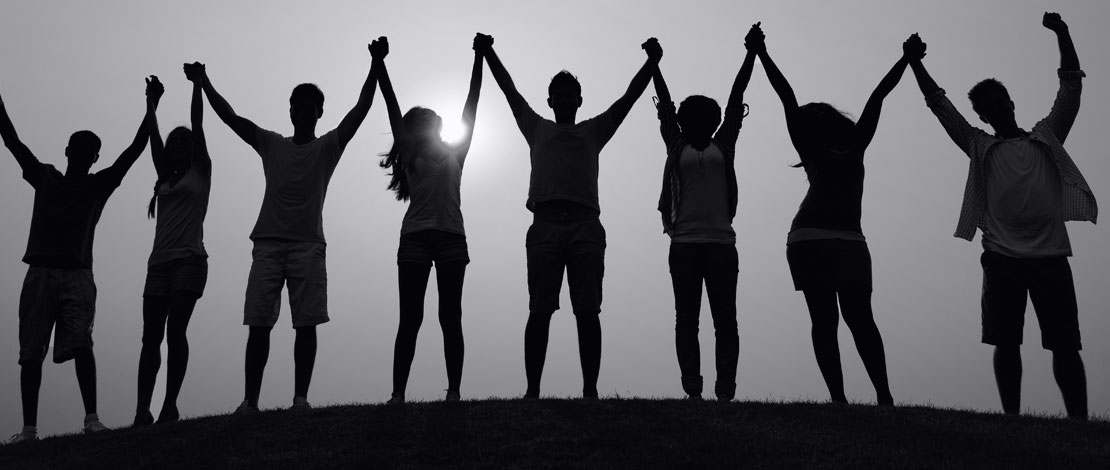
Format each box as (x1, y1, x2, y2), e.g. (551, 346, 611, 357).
(1042, 12, 1067, 32)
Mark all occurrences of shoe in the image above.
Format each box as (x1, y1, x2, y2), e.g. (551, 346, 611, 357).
(156, 406, 180, 424)
(687, 394, 703, 401)
(132, 410, 154, 427)
(291, 398, 312, 410)
(83, 418, 109, 434)
(445, 390, 461, 402)
(386, 393, 405, 405)
(5, 431, 37, 445)
(522, 391, 540, 400)
(716, 395, 734, 403)
(235, 400, 259, 415)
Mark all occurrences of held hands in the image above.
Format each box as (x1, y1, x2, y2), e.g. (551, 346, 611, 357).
(369, 36, 389, 60)
(1042, 12, 1068, 33)
(145, 75, 164, 105)
(744, 22, 765, 53)
(642, 37, 662, 63)
(183, 62, 206, 83)
(903, 33, 926, 61)
(474, 33, 493, 55)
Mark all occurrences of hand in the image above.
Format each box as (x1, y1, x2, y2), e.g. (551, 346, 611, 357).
(183, 62, 206, 83)
(473, 33, 494, 55)
(369, 36, 389, 59)
(145, 75, 164, 103)
(745, 22, 765, 53)
(902, 33, 926, 61)
(642, 37, 662, 63)
(1042, 12, 1068, 32)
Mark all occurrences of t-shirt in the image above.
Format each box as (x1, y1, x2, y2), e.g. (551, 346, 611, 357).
(514, 106, 619, 212)
(789, 148, 865, 234)
(671, 143, 735, 244)
(981, 136, 1071, 257)
(22, 162, 125, 269)
(149, 164, 212, 266)
(401, 143, 465, 236)
(250, 128, 343, 244)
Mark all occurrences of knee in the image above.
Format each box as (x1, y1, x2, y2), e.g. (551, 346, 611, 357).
(141, 328, 166, 348)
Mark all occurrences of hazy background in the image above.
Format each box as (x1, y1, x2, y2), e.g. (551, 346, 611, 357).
(1, 0, 1107, 436)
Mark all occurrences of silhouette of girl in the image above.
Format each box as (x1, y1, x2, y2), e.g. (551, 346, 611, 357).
(135, 63, 212, 425)
(378, 35, 486, 403)
(751, 24, 908, 406)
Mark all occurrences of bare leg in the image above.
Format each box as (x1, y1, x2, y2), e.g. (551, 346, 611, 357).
(838, 287, 893, 405)
(293, 326, 317, 399)
(802, 289, 846, 403)
(993, 345, 1022, 415)
(1052, 350, 1087, 420)
(243, 326, 271, 407)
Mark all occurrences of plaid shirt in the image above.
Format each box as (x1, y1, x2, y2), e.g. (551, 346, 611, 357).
(655, 100, 744, 235)
(925, 70, 1097, 241)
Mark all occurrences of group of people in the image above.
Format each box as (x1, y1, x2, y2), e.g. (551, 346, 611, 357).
(0, 12, 1095, 443)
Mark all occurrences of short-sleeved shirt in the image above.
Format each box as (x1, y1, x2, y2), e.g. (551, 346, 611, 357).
(149, 164, 212, 266)
(401, 143, 466, 236)
(250, 128, 344, 244)
(22, 162, 125, 269)
(514, 105, 619, 212)
(981, 136, 1071, 257)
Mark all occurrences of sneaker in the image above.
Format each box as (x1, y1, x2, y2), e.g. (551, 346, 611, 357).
(291, 397, 312, 410)
(386, 393, 405, 405)
(687, 394, 704, 401)
(5, 431, 37, 445)
(156, 406, 180, 424)
(445, 390, 461, 402)
(83, 418, 109, 434)
(522, 391, 540, 400)
(235, 400, 259, 415)
(132, 410, 155, 427)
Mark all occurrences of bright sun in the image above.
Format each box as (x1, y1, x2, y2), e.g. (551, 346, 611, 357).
(439, 118, 468, 144)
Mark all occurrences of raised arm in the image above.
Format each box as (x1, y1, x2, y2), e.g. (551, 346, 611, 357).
(454, 33, 488, 157)
(335, 38, 382, 149)
(905, 34, 984, 157)
(854, 53, 910, 151)
(184, 62, 211, 175)
(904, 34, 940, 97)
(108, 76, 160, 176)
(147, 74, 167, 178)
(483, 41, 532, 120)
(0, 86, 40, 173)
(374, 37, 410, 153)
(198, 67, 260, 148)
(603, 38, 662, 125)
(651, 63, 681, 148)
(717, 23, 761, 143)
(1044, 12, 1078, 72)
(752, 25, 808, 150)
(1042, 12, 1082, 143)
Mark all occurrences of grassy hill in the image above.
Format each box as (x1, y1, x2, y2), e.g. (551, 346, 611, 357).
(1, 398, 1107, 469)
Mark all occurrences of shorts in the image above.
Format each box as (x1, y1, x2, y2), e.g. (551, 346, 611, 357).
(397, 230, 470, 266)
(980, 251, 1081, 350)
(143, 255, 208, 298)
(526, 210, 605, 316)
(18, 267, 96, 365)
(243, 239, 329, 328)
(786, 239, 872, 291)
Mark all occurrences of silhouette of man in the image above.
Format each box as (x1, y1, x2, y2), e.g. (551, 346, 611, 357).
(906, 12, 1094, 419)
(483, 37, 662, 399)
(195, 38, 381, 413)
(1, 76, 159, 442)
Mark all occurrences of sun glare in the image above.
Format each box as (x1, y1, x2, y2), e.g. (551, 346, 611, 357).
(440, 118, 468, 144)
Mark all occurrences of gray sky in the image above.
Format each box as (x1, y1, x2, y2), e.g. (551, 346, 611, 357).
(1, 0, 1108, 435)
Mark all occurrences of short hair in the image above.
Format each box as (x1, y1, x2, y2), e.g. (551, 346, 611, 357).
(68, 130, 101, 153)
(677, 95, 722, 133)
(968, 78, 1010, 113)
(290, 83, 325, 110)
(548, 70, 581, 97)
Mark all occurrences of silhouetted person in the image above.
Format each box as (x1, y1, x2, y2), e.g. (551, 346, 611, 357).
(905, 12, 1094, 420)
(134, 63, 212, 427)
(752, 23, 897, 406)
(484, 36, 661, 399)
(377, 35, 486, 404)
(650, 29, 756, 402)
(1, 76, 158, 443)
(196, 39, 380, 413)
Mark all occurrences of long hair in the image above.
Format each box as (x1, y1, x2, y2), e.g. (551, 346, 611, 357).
(380, 107, 440, 201)
(148, 126, 193, 218)
(791, 102, 856, 168)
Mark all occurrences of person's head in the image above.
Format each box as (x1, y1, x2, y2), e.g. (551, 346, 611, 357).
(677, 95, 722, 144)
(547, 70, 583, 116)
(289, 83, 325, 127)
(403, 106, 443, 143)
(164, 126, 195, 170)
(968, 78, 1015, 129)
(65, 130, 101, 170)
(795, 102, 856, 154)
